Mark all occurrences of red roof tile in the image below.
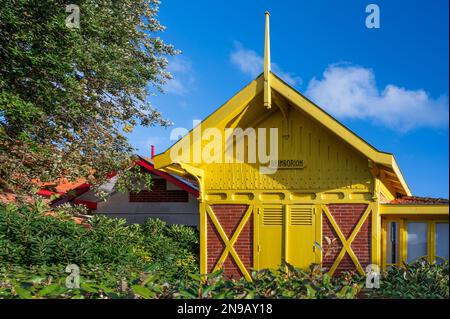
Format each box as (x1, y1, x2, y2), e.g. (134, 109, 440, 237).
(388, 196, 449, 205)
(35, 178, 88, 196)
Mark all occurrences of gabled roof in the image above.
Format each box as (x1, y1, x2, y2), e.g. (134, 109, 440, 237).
(135, 157, 199, 197)
(154, 72, 411, 196)
(38, 156, 199, 210)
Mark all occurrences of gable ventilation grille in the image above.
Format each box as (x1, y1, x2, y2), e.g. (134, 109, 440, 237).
(263, 206, 284, 226)
(290, 206, 313, 226)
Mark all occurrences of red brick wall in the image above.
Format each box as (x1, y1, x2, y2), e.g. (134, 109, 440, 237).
(129, 179, 189, 202)
(207, 204, 253, 279)
(322, 204, 371, 274)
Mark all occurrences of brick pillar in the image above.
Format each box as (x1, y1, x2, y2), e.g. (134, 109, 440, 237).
(207, 204, 253, 279)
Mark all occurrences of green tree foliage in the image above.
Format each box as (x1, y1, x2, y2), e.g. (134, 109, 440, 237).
(0, 0, 176, 193)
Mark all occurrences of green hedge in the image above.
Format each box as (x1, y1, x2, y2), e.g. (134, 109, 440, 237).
(365, 260, 449, 299)
(0, 263, 364, 299)
(0, 202, 199, 281)
(2, 262, 447, 299)
(0, 201, 448, 299)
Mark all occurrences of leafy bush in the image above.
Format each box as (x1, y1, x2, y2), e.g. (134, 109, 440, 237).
(168, 264, 364, 299)
(0, 264, 140, 299)
(0, 201, 199, 281)
(365, 260, 449, 299)
(0, 201, 447, 299)
(140, 219, 199, 279)
(2, 261, 446, 299)
(0, 263, 363, 299)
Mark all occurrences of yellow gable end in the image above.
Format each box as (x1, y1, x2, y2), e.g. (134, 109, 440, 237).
(154, 73, 410, 201)
(201, 92, 373, 200)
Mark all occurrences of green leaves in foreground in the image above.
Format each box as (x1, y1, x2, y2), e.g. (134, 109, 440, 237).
(0, 264, 364, 299)
(0, 202, 447, 300)
(0, 260, 448, 299)
(365, 260, 449, 299)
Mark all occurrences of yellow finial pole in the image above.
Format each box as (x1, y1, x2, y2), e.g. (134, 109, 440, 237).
(264, 11, 271, 109)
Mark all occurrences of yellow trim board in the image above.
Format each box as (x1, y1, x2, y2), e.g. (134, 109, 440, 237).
(380, 205, 449, 216)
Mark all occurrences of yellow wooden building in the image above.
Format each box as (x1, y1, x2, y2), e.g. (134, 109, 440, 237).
(154, 13, 449, 280)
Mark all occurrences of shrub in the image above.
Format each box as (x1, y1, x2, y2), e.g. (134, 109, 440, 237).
(0, 201, 199, 281)
(1, 201, 447, 299)
(365, 260, 449, 299)
(140, 218, 199, 279)
(0, 202, 89, 265)
(0, 263, 364, 299)
(0, 264, 141, 299)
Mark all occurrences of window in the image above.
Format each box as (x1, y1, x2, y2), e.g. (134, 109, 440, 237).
(386, 222, 399, 265)
(406, 222, 428, 263)
(383, 219, 449, 269)
(436, 223, 449, 263)
(129, 178, 189, 202)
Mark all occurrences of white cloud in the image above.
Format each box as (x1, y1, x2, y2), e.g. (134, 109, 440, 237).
(230, 42, 263, 78)
(164, 56, 195, 95)
(306, 64, 449, 132)
(230, 42, 302, 87)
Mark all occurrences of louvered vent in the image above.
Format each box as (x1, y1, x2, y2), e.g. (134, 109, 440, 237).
(290, 206, 313, 226)
(263, 206, 284, 226)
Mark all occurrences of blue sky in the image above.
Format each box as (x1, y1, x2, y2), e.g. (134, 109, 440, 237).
(128, 0, 449, 198)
